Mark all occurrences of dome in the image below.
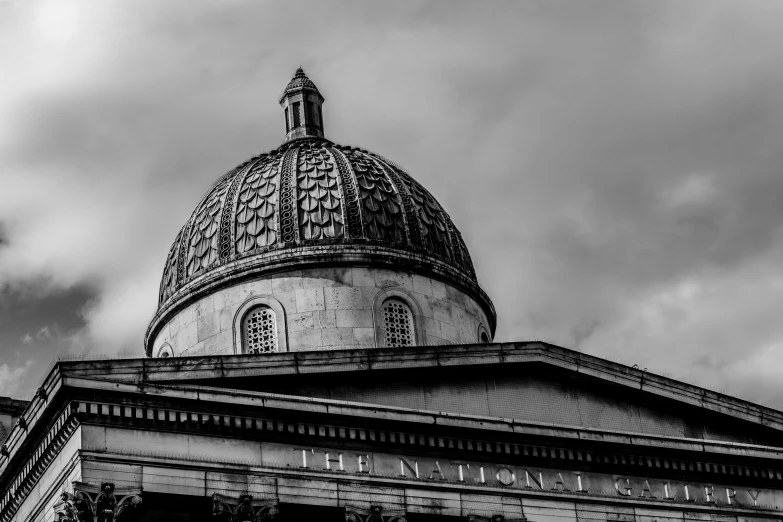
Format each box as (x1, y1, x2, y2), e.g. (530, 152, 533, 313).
(145, 69, 495, 356)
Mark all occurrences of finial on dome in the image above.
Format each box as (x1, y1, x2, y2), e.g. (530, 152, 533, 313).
(280, 67, 325, 142)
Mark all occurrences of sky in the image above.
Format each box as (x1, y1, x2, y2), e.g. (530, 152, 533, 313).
(1, 0, 783, 407)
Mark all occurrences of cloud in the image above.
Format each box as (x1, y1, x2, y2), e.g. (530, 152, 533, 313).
(0, 361, 33, 398)
(1, 0, 783, 406)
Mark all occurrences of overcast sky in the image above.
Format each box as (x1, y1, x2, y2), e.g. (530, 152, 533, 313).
(2, 0, 783, 407)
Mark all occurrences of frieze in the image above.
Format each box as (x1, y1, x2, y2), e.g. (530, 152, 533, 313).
(70, 399, 783, 493)
(270, 443, 781, 509)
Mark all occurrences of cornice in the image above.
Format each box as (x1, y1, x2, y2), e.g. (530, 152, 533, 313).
(55, 343, 783, 436)
(0, 403, 78, 522)
(62, 379, 783, 470)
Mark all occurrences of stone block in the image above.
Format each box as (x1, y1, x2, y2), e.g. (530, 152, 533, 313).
(431, 279, 447, 299)
(452, 306, 470, 330)
(353, 327, 376, 346)
(184, 340, 205, 356)
(275, 290, 298, 316)
(167, 313, 181, 336)
(143, 466, 205, 496)
(289, 328, 322, 351)
(374, 269, 413, 291)
(314, 310, 336, 329)
(324, 287, 370, 310)
(321, 327, 357, 348)
(296, 288, 325, 312)
(197, 310, 220, 342)
(423, 317, 442, 338)
(219, 286, 246, 308)
(277, 477, 337, 506)
(307, 266, 352, 286)
(431, 298, 454, 325)
(219, 306, 234, 332)
(204, 329, 233, 354)
(272, 272, 304, 293)
(193, 295, 215, 318)
(289, 312, 315, 331)
(440, 322, 459, 343)
(335, 309, 373, 328)
(351, 267, 376, 287)
(416, 294, 434, 318)
(405, 488, 460, 515)
(412, 274, 433, 296)
(522, 499, 577, 522)
(175, 321, 197, 350)
(445, 284, 466, 308)
(247, 278, 273, 296)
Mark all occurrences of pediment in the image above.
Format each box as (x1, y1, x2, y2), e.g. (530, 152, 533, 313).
(59, 342, 783, 448)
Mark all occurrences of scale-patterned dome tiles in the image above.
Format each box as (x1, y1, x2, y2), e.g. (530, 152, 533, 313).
(235, 152, 284, 254)
(157, 138, 480, 308)
(341, 147, 406, 244)
(296, 142, 343, 240)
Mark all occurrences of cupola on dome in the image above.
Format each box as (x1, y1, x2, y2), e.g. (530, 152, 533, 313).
(145, 69, 495, 357)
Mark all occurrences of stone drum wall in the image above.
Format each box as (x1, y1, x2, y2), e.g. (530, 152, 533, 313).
(151, 267, 491, 357)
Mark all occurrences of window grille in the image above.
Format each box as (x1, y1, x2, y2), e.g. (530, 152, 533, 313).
(382, 299, 415, 347)
(292, 102, 301, 127)
(243, 306, 278, 354)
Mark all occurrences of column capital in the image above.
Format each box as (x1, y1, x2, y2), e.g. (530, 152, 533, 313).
(212, 492, 279, 522)
(54, 482, 142, 522)
(344, 505, 407, 522)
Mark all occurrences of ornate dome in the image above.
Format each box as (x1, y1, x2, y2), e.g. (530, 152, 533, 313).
(145, 69, 495, 354)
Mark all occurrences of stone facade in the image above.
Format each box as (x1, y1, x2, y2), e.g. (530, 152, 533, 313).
(151, 267, 491, 357)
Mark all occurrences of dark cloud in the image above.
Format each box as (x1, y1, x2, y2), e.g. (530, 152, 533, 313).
(1, 0, 783, 406)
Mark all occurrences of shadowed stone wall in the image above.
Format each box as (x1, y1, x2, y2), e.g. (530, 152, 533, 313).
(151, 267, 491, 357)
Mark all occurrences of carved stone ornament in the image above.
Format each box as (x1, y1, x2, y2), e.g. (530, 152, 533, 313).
(344, 505, 407, 522)
(212, 493, 279, 522)
(53, 482, 142, 522)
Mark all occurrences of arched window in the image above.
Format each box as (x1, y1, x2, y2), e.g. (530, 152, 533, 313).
(157, 343, 173, 358)
(381, 298, 415, 347)
(242, 306, 279, 354)
(478, 324, 491, 344)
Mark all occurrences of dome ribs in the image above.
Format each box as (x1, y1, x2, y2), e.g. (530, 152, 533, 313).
(329, 146, 363, 239)
(233, 153, 283, 256)
(278, 148, 298, 244)
(296, 141, 344, 241)
(443, 213, 477, 278)
(341, 147, 406, 245)
(219, 160, 261, 261)
(159, 228, 182, 303)
(372, 156, 422, 249)
(184, 177, 231, 278)
(391, 167, 452, 261)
